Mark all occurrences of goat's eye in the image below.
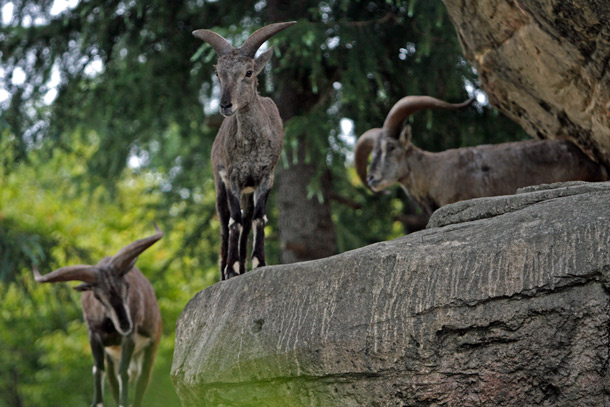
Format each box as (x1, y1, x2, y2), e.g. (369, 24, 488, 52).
(245, 70, 253, 78)
(387, 144, 395, 152)
(215, 71, 219, 77)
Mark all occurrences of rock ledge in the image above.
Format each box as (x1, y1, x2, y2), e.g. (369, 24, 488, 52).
(172, 182, 610, 406)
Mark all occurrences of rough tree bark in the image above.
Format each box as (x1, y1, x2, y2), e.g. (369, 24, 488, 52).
(268, 0, 337, 263)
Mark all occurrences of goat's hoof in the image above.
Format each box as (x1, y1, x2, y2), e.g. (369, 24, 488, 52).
(224, 265, 239, 279)
(225, 270, 238, 279)
(252, 256, 266, 269)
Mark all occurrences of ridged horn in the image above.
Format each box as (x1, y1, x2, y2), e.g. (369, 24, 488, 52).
(109, 223, 164, 274)
(33, 264, 97, 284)
(354, 128, 383, 188)
(383, 96, 474, 139)
(192, 29, 234, 57)
(239, 21, 296, 58)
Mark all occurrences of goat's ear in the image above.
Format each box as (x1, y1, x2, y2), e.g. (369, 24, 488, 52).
(74, 283, 92, 292)
(254, 47, 273, 76)
(399, 124, 412, 148)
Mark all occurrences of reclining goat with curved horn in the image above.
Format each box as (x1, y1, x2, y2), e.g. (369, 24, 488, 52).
(193, 21, 295, 279)
(33, 224, 163, 407)
(355, 95, 608, 215)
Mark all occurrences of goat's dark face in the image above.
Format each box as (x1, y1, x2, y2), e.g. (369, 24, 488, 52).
(215, 49, 273, 117)
(367, 135, 408, 192)
(34, 224, 163, 339)
(77, 264, 133, 336)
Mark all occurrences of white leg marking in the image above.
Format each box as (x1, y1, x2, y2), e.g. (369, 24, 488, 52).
(252, 256, 260, 269)
(228, 218, 243, 232)
(253, 217, 267, 228)
(233, 261, 240, 274)
(118, 376, 126, 400)
(219, 169, 228, 182)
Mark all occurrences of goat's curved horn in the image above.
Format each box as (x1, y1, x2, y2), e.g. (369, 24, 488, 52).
(354, 128, 383, 188)
(109, 223, 164, 274)
(383, 96, 474, 139)
(192, 29, 234, 57)
(33, 264, 97, 284)
(239, 21, 296, 58)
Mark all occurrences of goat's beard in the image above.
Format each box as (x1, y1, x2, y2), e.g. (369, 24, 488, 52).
(220, 107, 234, 117)
(368, 178, 393, 192)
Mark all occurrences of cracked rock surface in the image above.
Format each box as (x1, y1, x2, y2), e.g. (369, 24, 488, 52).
(171, 182, 610, 406)
(442, 0, 610, 168)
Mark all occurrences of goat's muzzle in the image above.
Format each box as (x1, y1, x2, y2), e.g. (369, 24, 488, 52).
(367, 176, 383, 192)
(220, 103, 234, 117)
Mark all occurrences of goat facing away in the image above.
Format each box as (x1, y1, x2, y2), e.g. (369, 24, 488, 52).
(355, 95, 609, 215)
(193, 22, 295, 280)
(33, 224, 163, 407)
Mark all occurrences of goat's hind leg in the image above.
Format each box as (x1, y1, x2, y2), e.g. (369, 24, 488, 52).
(239, 194, 254, 273)
(252, 182, 271, 269)
(133, 344, 157, 407)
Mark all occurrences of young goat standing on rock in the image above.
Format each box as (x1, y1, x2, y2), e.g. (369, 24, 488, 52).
(193, 22, 295, 280)
(33, 224, 163, 407)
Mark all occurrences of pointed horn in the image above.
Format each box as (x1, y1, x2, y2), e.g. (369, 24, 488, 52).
(192, 29, 234, 57)
(109, 222, 164, 273)
(354, 128, 383, 189)
(383, 96, 474, 139)
(239, 21, 296, 58)
(33, 264, 97, 284)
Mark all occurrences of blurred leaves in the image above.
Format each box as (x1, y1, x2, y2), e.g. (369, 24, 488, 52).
(0, 140, 213, 406)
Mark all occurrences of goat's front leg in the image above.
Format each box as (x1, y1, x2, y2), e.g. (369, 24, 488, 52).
(106, 354, 120, 404)
(89, 330, 105, 407)
(251, 179, 272, 269)
(225, 185, 244, 278)
(118, 335, 135, 407)
(216, 181, 230, 279)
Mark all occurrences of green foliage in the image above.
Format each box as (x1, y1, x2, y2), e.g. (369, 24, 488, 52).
(0, 143, 208, 406)
(0, 0, 528, 255)
(0, 0, 530, 405)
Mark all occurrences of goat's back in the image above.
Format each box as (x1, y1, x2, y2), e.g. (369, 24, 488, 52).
(430, 139, 607, 205)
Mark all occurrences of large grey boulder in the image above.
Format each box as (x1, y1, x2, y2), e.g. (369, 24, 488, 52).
(442, 0, 610, 168)
(171, 182, 610, 406)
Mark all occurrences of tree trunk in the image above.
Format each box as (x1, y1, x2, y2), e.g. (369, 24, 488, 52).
(276, 164, 336, 263)
(6, 367, 23, 407)
(268, 0, 337, 263)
